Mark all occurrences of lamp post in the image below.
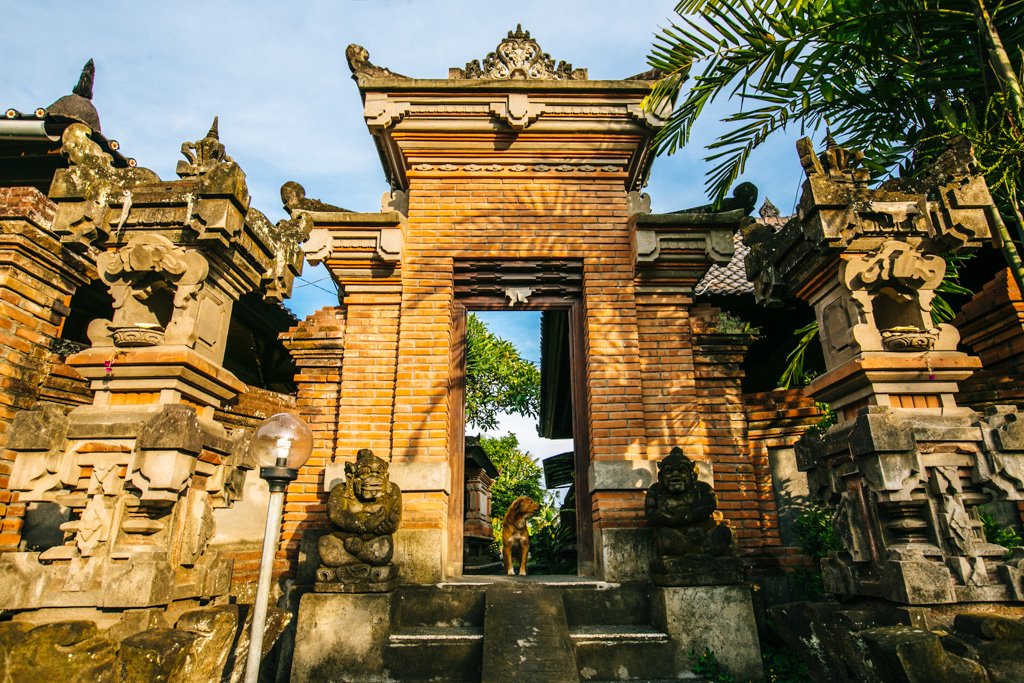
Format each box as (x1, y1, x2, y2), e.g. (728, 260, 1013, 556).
(244, 413, 313, 683)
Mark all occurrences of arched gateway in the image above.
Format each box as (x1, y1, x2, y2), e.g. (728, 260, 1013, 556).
(280, 28, 753, 585)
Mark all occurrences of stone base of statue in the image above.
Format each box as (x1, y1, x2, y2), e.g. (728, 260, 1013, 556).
(652, 553, 744, 587)
(315, 563, 400, 593)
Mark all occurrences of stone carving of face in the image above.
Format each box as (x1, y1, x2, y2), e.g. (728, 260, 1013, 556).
(659, 448, 697, 495)
(349, 448, 389, 502)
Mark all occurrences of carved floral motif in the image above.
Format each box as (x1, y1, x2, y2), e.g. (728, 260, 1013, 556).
(451, 25, 587, 80)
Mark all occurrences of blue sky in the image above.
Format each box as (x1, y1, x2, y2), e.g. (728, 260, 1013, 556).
(4, 1, 806, 461)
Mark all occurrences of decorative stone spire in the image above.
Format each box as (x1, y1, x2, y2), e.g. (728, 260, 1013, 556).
(73, 59, 95, 99)
(450, 25, 587, 80)
(176, 116, 234, 177)
(758, 197, 779, 219)
(47, 59, 101, 131)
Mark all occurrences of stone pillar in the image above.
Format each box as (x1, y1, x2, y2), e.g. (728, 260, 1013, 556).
(746, 137, 1024, 604)
(0, 187, 92, 550)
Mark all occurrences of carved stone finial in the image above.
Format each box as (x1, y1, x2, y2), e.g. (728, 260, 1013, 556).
(759, 197, 780, 219)
(281, 181, 350, 214)
(73, 59, 95, 99)
(47, 60, 101, 131)
(176, 118, 234, 177)
(798, 136, 869, 183)
(346, 44, 407, 79)
(450, 25, 588, 81)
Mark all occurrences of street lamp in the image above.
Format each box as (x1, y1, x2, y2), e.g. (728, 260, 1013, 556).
(244, 413, 313, 683)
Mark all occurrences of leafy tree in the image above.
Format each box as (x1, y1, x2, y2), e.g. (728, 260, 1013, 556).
(479, 432, 548, 520)
(465, 313, 540, 432)
(645, 0, 1024, 290)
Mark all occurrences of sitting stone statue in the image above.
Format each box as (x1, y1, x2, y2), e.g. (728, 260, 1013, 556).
(316, 448, 402, 592)
(645, 447, 741, 585)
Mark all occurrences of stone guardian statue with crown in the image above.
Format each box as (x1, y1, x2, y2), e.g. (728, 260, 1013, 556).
(645, 447, 742, 585)
(316, 448, 402, 592)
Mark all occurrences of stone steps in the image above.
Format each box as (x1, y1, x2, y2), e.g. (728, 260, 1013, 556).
(384, 585, 487, 682)
(381, 580, 680, 682)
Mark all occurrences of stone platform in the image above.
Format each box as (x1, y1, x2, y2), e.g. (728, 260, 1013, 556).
(290, 576, 761, 682)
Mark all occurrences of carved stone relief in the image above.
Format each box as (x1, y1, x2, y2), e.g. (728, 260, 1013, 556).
(450, 25, 587, 81)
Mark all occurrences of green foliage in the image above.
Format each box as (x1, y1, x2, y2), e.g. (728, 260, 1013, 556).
(527, 506, 576, 574)
(777, 320, 820, 389)
(932, 253, 976, 323)
(465, 313, 540, 432)
(645, 0, 1024, 205)
(762, 641, 811, 682)
(688, 648, 735, 683)
(980, 511, 1024, 551)
(711, 311, 758, 335)
(806, 401, 836, 437)
(480, 433, 548, 522)
(795, 504, 839, 559)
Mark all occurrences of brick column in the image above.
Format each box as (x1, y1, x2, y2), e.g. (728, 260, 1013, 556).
(335, 292, 401, 457)
(583, 244, 649, 581)
(280, 307, 346, 574)
(690, 306, 758, 549)
(0, 187, 90, 550)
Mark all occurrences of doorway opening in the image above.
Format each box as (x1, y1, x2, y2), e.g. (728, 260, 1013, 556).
(449, 260, 590, 577)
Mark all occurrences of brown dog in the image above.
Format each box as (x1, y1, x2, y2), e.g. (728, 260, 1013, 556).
(502, 496, 541, 576)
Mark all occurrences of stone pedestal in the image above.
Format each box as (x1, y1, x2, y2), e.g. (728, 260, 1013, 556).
(653, 584, 762, 682)
(314, 563, 400, 593)
(291, 592, 392, 683)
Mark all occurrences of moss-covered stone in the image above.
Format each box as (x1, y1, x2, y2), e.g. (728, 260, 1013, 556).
(117, 628, 198, 682)
(7, 621, 116, 683)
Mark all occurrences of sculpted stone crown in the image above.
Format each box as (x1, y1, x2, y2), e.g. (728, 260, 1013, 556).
(451, 24, 588, 81)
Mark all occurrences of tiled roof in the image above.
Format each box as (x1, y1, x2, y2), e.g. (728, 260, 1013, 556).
(695, 206, 788, 297)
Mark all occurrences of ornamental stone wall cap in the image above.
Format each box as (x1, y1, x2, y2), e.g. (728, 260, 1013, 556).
(450, 24, 588, 81)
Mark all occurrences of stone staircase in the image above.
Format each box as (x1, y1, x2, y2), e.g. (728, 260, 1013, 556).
(382, 578, 680, 682)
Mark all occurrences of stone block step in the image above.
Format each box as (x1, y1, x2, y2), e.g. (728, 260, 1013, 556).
(389, 625, 483, 644)
(572, 634, 679, 682)
(568, 624, 670, 644)
(385, 627, 483, 682)
(392, 584, 486, 629)
(561, 584, 654, 627)
(481, 584, 577, 683)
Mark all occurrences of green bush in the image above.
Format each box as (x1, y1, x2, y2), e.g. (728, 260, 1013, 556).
(980, 511, 1023, 554)
(688, 648, 735, 683)
(762, 641, 810, 682)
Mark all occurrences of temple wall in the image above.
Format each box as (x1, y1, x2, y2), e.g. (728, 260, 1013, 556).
(955, 268, 1024, 528)
(0, 184, 298, 598)
(742, 388, 822, 599)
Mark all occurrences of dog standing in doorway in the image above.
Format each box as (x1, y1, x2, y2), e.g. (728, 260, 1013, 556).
(502, 496, 541, 576)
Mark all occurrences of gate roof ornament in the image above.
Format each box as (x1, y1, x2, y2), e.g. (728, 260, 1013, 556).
(449, 24, 587, 81)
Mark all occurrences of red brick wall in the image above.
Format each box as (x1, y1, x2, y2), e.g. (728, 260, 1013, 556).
(743, 388, 822, 573)
(0, 188, 91, 549)
(956, 268, 1024, 410)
